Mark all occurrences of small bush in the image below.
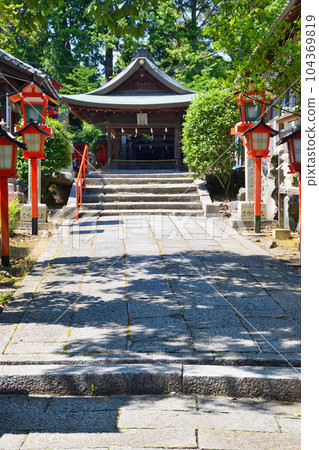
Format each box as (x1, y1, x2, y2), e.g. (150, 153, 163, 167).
(9, 199, 22, 237)
(0, 199, 22, 237)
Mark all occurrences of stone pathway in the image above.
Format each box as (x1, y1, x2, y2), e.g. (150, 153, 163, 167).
(0, 215, 301, 366)
(0, 215, 302, 448)
(0, 394, 301, 449)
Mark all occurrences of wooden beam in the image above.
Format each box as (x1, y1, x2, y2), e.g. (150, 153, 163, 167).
(174, 126, 181, 170)
(107, 126, 112, 168)
(275, 113, 301, 124)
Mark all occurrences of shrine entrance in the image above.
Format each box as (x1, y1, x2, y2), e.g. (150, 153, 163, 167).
(61, 48, 196, 171)
(115, 128, 175, 170)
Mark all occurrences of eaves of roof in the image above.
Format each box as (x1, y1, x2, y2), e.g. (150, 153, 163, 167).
(61, 93, 197, 109)
(0, 49, 61, 104)
(267, 0, 301, 37)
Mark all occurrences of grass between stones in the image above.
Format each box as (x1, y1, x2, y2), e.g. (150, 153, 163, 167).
(0, 229, 51, 314)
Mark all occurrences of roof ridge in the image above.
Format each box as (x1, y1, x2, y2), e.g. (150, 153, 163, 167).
(88, 55, 196, 96)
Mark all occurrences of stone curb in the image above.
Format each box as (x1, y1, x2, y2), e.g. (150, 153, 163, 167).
(0, 364, 300, 401)
(194, 179, 223, 218)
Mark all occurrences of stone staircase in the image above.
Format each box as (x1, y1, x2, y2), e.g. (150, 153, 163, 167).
(66, 172, 207, 217)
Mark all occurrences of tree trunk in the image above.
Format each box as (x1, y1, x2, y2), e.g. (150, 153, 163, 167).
(105, 47, 113, 82)
(190, 0, 197, 51)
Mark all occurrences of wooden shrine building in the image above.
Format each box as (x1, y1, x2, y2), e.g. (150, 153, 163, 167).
(61, 49, 197, 170)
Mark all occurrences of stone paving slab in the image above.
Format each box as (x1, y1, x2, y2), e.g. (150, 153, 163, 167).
(0, 394, 301, 449)
(197, 429, 300, 450)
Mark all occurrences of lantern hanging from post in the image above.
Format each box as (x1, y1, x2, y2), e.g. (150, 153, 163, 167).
(0, 124, 27, 267)
(236, 91, 266, 124)
(241, 118, 278, 233)
(14, 121, 53, 236)
(277, 126, 301, 175)
(231, 88, 269, 137)
(14, 120, 53, 159)
(8, 80, 58, 126)
(277, 126, 301, 239)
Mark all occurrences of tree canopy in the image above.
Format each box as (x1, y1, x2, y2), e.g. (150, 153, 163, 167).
(2, 0, 300, 104)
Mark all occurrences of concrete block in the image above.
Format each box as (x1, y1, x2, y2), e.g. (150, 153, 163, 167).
(230, 219, 278, 229)
(20, 204, 47, 222)
(228, 201, 238, 210)
(238, 202, 266, 220)
(204, 203, 222, 218)
(272, 228, 291, 240)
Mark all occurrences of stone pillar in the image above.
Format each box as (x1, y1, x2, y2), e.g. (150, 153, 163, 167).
(113, 134, 119, 170)
(23, 158, 47, 224)
(237, 151, 258, 220)
(245, 153, 255, 201)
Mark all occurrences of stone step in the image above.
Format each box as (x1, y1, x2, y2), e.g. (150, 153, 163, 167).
(82, 193, 201, 203)
(85, 184, 198, 194)
(85, 177, 195, 185)
(78, 209, 204, 217)
(65, 171, 211, 218)
(81, 202, 203, 210)
(0, 364, 301, 400)
(87, 171, 193, 179)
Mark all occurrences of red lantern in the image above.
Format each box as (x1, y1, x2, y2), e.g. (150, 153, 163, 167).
(8, 81, 58, 125)
(14, 120, 53, 160)
(0, 124, 26, 266)
(242, 118, 278, 159)
(241, 118, 278, 233)
(236, 91, 266, 123)
(277, 126, 301, 240)
(231, 88, 269, 137)
(277, 126, 301, 174)
(0, 125, 21, 178)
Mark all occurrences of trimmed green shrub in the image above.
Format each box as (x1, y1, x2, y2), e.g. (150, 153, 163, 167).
(182, 86, 241, 194)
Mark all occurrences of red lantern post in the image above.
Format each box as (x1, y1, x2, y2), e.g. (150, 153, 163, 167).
(241, 118, 278, 233)
(277, 126, 301, 238)
(230, 88, 269, 210)
(14, 121, 53, 235)
(9, 81, 55, 235)
(0, 124, 26, 266)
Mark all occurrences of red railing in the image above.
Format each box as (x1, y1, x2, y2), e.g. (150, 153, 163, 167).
(76, 144, 89, 220)
(73, 142, 107, 168)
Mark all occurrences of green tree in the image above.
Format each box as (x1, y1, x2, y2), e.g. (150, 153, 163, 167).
(204, 0, 300, 109)
(116, 0, 229, 87)
(7, 0, 104, 85)
(182, 84, 240, 193)
(3, 0, 160, 84)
